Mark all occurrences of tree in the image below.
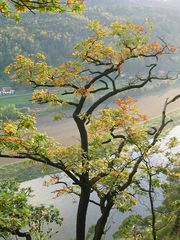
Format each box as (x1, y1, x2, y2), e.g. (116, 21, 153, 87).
(1, 20, 179, 240)
(113, 166, 180, 240)
(144, 161, 180, 240)
(0, 178, 63, 240)
(158, 167, 180, 240)
(0, 104, 19, 120)
(0, 0, 84, 20)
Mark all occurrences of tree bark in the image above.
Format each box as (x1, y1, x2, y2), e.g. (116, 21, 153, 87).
(13, 230, 32, 240)
(93, 200, 113, 240)
(73, 112, 91, 240)
(148, 174, 157, 240)
(76, 185, 91, 240)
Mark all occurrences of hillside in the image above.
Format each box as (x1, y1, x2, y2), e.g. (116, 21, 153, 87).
(0, 0, 179, 98)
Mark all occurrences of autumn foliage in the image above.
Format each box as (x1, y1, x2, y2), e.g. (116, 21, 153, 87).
(1, 20, 179, 240)
(0, 0, 84, 20)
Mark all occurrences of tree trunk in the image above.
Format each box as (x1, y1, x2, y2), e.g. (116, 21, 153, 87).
(148, 174, 157, 240)
(73, 104, 90, 240)
(93, 201, 113, 240)
(13, 230, 32, 240)
(76, 185, 91, 240)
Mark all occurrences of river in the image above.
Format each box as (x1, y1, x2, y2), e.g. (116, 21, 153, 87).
(21, 126, 180, 240)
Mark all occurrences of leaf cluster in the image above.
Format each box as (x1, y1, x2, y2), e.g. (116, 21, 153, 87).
(0, 178, 63, 239)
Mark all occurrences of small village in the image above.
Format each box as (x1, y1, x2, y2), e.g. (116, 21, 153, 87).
(0, 87, 15, 96)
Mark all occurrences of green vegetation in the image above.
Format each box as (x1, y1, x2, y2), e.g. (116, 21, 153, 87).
(0, 93, 32, 108)
(0, 0, 180, 80)
(0, 161, 59, 182)
(113, 166, 180, 240)
(0, 104, 19, 120)
(0, 0, 84, 20)
(0, 178, 63, 240)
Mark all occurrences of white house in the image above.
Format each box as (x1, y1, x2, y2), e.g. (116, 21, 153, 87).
(0, 87, 15, 95)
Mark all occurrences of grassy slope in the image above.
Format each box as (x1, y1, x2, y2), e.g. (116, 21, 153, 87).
(0, 93, 32, 107)
(0, 161, 59, 182)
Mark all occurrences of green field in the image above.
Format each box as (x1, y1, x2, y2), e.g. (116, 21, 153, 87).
(0, 92, 32, 107)
(0, 89, 74, 112)
(0, 161, 59, 182)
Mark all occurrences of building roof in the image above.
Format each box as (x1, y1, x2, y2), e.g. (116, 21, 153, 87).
(2, 87, 13, 92)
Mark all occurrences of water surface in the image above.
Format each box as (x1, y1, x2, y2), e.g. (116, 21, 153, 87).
(21, 126, 180, 240)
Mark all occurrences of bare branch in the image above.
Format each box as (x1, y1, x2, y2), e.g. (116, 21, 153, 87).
(90, 80, 109, 93)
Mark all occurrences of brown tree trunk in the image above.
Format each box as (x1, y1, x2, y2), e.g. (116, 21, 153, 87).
(73, 105, 91, 240)
(76, 185, 91, 240)
(148, 173, 157, 240)
(13, 230, 32, 240)
(93, 201, 113, 240)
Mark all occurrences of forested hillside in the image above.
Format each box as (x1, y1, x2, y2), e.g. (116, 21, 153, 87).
(0, 0, 180, 81)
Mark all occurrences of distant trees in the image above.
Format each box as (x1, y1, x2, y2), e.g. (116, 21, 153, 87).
(1, 20, 179, 240)
(0, 1, 85, 77)
(0, 14, 87, 78)
(1, 1, 180, 80)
